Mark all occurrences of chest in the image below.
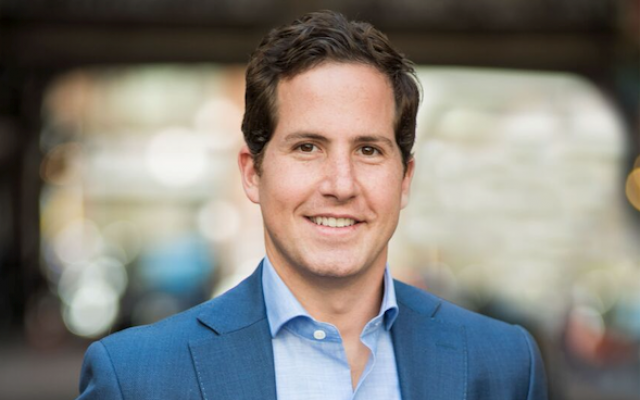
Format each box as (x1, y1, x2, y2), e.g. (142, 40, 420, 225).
(270, 327, 402, 400)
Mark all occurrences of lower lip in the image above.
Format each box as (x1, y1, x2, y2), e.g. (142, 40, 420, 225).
(305, 217, 361, 235)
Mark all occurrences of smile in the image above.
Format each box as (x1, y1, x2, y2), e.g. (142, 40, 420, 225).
(308, 216, 358, 228)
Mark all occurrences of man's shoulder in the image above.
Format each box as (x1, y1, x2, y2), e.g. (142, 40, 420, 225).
(100, 299, 214, 352)
(394, 279, 523, 337)
(100, 267, 266, 350)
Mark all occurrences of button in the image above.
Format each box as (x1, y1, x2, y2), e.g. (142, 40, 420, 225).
(313, 330, 326, 340)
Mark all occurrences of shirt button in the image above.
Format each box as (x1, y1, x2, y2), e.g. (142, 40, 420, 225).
(313, 330, 326, 340)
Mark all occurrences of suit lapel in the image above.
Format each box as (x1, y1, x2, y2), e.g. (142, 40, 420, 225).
(189, 320, 276, 400)
(392, 281, 467, 400)
(189, 264, 277, 400)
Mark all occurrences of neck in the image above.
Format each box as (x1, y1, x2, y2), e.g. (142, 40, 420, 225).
(270, 259, 386, 340)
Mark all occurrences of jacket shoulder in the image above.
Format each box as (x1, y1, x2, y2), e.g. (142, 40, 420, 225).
(395, 279, 548, 399)
(394, 279, 519, 334)
(104, 299, 212, 346)
(101, 264, 266, 350)
(78, 300, 214, 399)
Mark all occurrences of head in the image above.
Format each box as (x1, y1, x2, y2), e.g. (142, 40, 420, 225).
(238, 11, 419, 289)
(241, 10, 420, 175)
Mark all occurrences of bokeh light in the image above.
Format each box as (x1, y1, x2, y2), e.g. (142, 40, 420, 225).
(62, 280, 119, 338)
(145, 127, 208, 187)
(194, 97, 243, 151)
(625, 168, 640, 211)
(40, 142, 83, 186)
(102, 220, 142, 264)
(52, 219, 103, 266)
(197, 200, 241, 242)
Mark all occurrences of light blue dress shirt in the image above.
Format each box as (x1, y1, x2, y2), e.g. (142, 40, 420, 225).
(261, 257, 402, 400)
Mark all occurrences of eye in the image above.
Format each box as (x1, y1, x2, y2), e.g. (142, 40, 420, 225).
(360, 146, 380, 156)
(297, 143, 316, 152)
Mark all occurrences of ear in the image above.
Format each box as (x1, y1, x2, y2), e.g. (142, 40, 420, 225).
(400, 157, 415, 209)
(238, 145, 260, 204)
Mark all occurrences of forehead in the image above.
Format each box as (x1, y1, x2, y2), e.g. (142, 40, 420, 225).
(273, 62, 396, 136)
(278, 62, 392, 101)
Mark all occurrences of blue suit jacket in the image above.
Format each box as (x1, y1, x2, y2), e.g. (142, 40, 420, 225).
(78, 263, 548, 399)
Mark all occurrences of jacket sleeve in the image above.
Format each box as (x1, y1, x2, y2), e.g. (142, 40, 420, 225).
(77, 341, 124, 400)
(516, 326, 549, 400)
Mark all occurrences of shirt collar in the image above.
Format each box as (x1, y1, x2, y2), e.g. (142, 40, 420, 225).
(261, 256, 399, 338)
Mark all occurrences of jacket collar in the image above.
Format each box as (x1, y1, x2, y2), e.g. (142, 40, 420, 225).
(392, 280, 467, 400)
(196, 262, 268, 334)
(190, 261, 278, 400)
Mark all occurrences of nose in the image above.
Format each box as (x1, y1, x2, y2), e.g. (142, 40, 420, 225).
(318, 152, 358, 201)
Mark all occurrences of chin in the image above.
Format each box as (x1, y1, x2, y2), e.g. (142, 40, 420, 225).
(303, 258, 369, 280)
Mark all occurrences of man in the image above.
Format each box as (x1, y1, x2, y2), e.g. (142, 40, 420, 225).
(78, 11, 548, 400)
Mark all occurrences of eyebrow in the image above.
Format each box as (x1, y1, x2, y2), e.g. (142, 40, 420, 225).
(283, 133, 328, 143)
(353, 135, 395, 148)
(283, 132, 395, 148)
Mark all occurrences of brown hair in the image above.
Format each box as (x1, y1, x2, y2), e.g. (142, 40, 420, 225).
(241, 10, 420, 173)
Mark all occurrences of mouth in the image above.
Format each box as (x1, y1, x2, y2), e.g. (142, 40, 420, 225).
(307, 216, 360, 228)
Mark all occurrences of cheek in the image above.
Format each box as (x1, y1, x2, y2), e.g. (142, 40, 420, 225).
(260, 161, 317, 209)
(361, 167, 405, 202)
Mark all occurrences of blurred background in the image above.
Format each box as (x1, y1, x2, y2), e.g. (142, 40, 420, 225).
(0, 1, 638, 399)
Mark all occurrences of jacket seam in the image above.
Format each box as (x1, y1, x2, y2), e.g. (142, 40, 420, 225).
(189, 345, 209, 400)
(462, 325, 468, 400)
(515, 325, 534, 400)
(99, 340, 126, 400)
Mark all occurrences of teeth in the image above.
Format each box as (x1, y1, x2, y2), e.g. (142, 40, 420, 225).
(312, 216, 356, 228)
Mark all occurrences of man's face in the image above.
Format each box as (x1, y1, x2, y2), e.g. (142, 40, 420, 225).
(239, 62, 414, 285)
